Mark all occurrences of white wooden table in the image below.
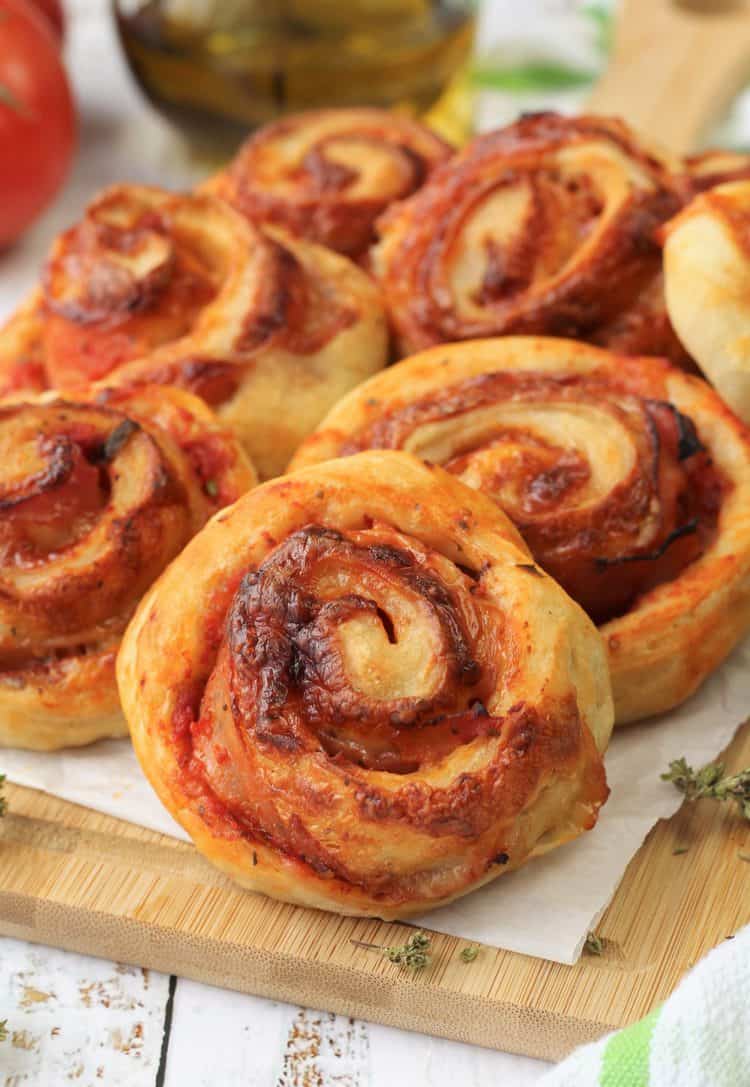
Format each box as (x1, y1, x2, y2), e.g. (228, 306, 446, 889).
(0, 3, 553, 1082)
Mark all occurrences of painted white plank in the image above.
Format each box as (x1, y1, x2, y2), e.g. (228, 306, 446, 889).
(367, 1020, 550, 1087)
(163, 982, 286, 1087)
(164, 977, 552, 1087)
(0, 936, 170, 1087)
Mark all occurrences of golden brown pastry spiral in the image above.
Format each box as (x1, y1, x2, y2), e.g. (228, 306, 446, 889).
(292, 338, 750, 724)
(118, 452, 612, 918)
(684, 149, 750, 193)
(662, 180, 750, 424)
(372, 112, 685, 361)
(204, 108, 453, 259)
(0, 184, 388, 479)
(0, 385, 255, 750)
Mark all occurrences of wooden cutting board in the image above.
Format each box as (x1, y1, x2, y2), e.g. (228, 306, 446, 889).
(0, 722, 748, 1062)
(588, 0, 750, 153)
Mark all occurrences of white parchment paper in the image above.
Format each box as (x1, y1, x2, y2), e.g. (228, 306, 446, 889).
(2, 637, 746, 965)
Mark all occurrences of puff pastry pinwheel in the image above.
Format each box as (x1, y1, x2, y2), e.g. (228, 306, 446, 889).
(204, 108, 452, 260)
(662, 180, 750, 424)
(0, 184, 388, 479)
(372, 112, 686, 362)
(118, 451, 613, 918)
(0, 385, 255, 751)
(684, 149, 750, 193)
(291, 339, 750, 725)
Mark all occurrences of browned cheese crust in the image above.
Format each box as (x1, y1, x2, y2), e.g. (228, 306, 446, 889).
(118, 451, 613, 918)
(0, 384, 255, 749)
(292, 338, 750, 724)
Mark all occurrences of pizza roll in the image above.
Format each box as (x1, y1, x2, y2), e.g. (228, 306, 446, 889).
(0, 184, 388, 479)
(118, 451, 612, 917)
(662, 180, 750, 423)
(684, 149, 750, 193)
(205, 108, 452, 259)
(372, 112, 686, 363)
(292, 338, 750, 724)
(0, 385, 255, 750)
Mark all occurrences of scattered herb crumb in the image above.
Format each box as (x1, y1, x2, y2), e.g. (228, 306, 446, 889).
(205, 479, 219, 498)
(672, 846, 689, 856)
(584, 932, 604, 956)
(459, 945, 479, 963)
(0, 1020, 6, 1042)
(351, 930, 431, 972)
(0, 773, 5, 817)
(662, 757, 750, 821)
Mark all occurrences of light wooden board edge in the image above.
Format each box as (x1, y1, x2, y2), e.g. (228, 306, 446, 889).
(0, 721, 748, 1062)
(587, 0, 750, 152)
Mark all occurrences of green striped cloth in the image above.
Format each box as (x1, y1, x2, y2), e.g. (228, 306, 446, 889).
(540, 925, 750, 1086)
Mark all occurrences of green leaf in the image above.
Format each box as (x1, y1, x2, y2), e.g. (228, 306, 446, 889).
(472, 60, 595, 93)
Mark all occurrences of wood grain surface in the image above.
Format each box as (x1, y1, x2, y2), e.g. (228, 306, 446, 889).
(588, 0, 750, 152)
(0, 723, 748, 1062)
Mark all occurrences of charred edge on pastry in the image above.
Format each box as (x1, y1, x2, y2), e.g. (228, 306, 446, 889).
(97, 419, 141, 463)
(594, 519, 699, 569)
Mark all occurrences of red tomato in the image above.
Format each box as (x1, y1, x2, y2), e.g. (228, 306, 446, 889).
(0, 0, 75, 247)
(29, 0, 65, 41)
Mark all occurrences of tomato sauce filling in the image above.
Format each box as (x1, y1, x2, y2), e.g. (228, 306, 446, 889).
(41, 214, 217, 386)
(342, 371, 727, 625)
(0, 424, 112, 565)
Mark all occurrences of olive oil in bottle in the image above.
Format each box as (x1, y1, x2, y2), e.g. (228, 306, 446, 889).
(114, 1, 475, 155)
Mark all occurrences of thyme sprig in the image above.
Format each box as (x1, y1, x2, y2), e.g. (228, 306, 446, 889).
(584, 932, 604, 956)
(662, 758, 750, 821)
(351, 930, 431, 971)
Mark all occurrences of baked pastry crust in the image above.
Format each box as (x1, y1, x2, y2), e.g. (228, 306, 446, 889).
(662, 180, 750, 424)
(204, 107, 452, 259)
(0, 184, 388, 479)
(371, 112, 686, 363)
(118, 451, 612, 918)
(291, 338, 750, 724)
(684, 149, 750, 193)
(0, 385, 255, 750)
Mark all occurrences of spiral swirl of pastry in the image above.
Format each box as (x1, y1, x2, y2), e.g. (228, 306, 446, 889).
(662, 180, 750, 423)
(204, 108, 453, 259)
(0, 184, 388, 479)
(118, 452, 612, 917)
(684, 149, 750, 193)
(371, 112, 683, 359)
(0, 385, 255, 750)
(291, 338, 750, 724)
